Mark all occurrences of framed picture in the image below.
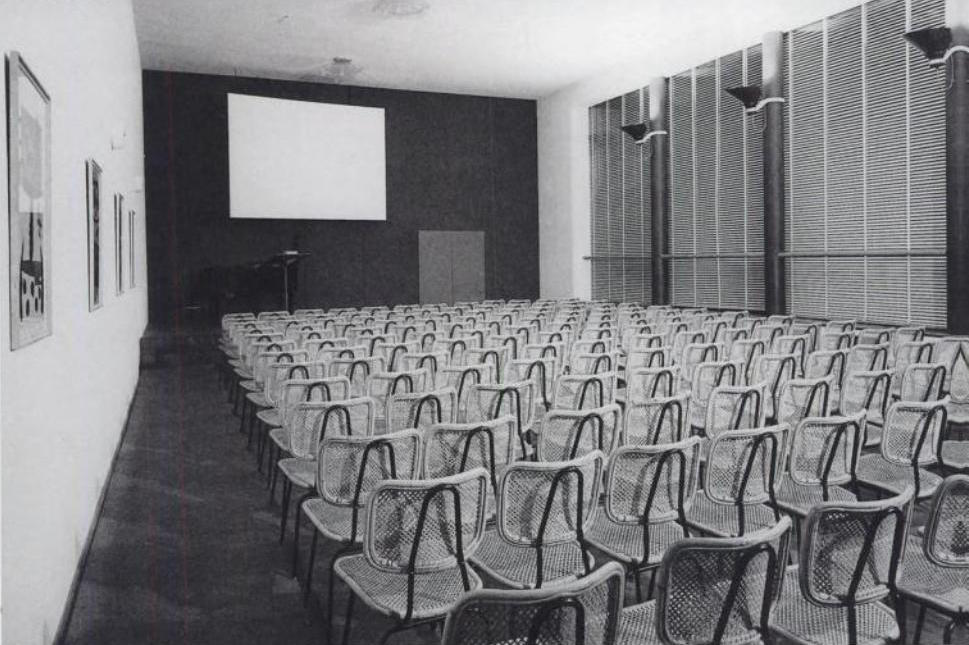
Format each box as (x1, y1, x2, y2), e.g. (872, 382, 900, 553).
(114, 193, 124, 295)
(6, 51, 52, 349)
(128, 209, 135, 288)
(86, 160, 102, 310)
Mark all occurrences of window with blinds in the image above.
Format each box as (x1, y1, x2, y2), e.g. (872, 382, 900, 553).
(668, 47, 767, 310)
(588, 88, 652, 303)
(785, 0, 947, 328)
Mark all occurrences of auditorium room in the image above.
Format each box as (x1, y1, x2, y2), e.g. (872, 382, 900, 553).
(4, 0, 969, 643)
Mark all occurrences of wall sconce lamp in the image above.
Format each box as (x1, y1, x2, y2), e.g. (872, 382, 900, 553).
(904, 27, 969, 68)
(723, 85, 786, 114)
(620, 122, 668, 144)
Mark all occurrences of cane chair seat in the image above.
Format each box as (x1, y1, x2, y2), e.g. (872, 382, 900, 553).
(269, 427, 289, 453)
(536, 404, 622, 461)
(775, 478, 857, 517)
(239, 379, 260, 392)
(336, 554, 484, 620)
(689, 361, 741, 431)
(897, 536, 969, 612)
(856, 454, 942, 499)
(940, 440, 969, 470)
(302, 497, 358, 543)
(471, 532, 592, 589)
(616, 601, 662, 645)
(441, 561, 624, 645)
(686, 495, 779, 538)
(246, 391, 270, 408)
(587, 519, 686, 567)
(277, 457, 317, 488)
(256, 408, 280, 426)
(770, 567, 899, 645)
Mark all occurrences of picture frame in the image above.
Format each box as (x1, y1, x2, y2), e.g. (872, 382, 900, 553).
(114, 193, 124, 295)
(6, 51, 52, 349)
(128, 209, 135, 288)
(86, 159, 103, 310)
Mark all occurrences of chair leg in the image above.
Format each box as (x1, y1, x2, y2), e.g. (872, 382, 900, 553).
(327, 544, 354, 645)
(914, 605, 926, 645)
(896, 596, 907, 645)
(279, 480, 292, 544)
(270, 458, 281, 502)
(647, 568, 657, 599)
(340, 593, 356, 645)
(634, 569, 643, 604)
(292, 492, 313, 575)
(256, 420, 266, 472)
(239, 399, 249, 435)
(944, 617, 957, 645)
(303, 530, 319, 607)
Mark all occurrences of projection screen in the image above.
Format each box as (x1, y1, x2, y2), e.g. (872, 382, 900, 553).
(227, 93, 387, 220)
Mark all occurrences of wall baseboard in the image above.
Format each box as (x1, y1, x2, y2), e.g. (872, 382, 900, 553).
(51, 373, 141, 645)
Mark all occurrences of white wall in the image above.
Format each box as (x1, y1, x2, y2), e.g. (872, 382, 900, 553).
(536, 0, 867, 299)
(0, 1, 147, 643)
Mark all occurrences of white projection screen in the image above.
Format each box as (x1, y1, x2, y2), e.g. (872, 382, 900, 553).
(227, 93, 387, 220)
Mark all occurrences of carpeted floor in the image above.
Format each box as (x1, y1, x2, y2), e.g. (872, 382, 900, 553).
(62, 348, 956, 644)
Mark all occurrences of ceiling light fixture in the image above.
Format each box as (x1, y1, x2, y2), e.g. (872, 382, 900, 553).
(372, 0, 429, 17)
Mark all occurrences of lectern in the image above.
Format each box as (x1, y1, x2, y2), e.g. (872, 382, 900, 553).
(257, 251, 310, 313)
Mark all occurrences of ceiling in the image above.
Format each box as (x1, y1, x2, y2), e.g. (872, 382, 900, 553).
(133, 0, 860, 100)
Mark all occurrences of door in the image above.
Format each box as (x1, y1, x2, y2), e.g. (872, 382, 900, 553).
(418, 230, 485, 305)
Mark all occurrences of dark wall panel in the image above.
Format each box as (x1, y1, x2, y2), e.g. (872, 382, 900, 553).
(142, 70, 538, 326)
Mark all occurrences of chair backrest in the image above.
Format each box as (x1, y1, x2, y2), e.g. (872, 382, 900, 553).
(328, 356, 386, 397)
(623, 394, 690, 446)
(552, 373, 618, 410)
(679, 342, 721, 388)
(728, 338, 766, 385)
(537, 404, 623, 461)
(278, 376, 351, 426)
(656, 517, 792, 645)
(899, 363, 947, 403)
(751, 353, 798, 416)
(625, 366, 679, 404)
(441, 561, 624, 645)
(776, 375, 832, 429)
(466, 345, 512, 381)
(923, 474, 969, 567)
(847, 342, 890, 375)
(880, 398, 949, 469)
(799, 488, 911, 612)
(936, 337, 969, 403)
(423, 416, 518, 495)
(704, 382, 768, 439)
(316, 429, 422, 542)
(704, 426, 788, 533)
(382, 385, 456, 431)
(775, 334, 810, 374)
(603, 436, 701, 530)
(571, 351, 622, 376)
(366, 369, 431, 418)
(364, 469, 489, 619)
(892, 340, 934, 395)
(497, 452, 604, 556)
(689, 360, 741, 429)
(508, 357, 557, 413)
(398, 350, 449, 382)
(805, 348, 848, 398)
(788, 412, 864, 496)
(286, 397, 376, 459)
(467, 380, 537, 459)
(750, 323, 786, 351)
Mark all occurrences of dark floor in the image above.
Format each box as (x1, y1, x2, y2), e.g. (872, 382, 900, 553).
(63, 349, 957, 644)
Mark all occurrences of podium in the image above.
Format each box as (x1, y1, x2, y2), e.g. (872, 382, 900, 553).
(257, 251, 311, 313)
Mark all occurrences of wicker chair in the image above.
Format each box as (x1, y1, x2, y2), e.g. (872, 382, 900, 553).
(856, 399, 949, 500)
(686, 425, 788, 537)
(333, 468, 490, 645)
(622, 367, 679, 406)
(398, 350, 449, 385)
(897, 474, 969, 645)
(776, 375, 832, 430)
(384, 386, 458, 434)
(437, 364, 496, 421)
(617, 516, 792, 645)
(841, 369, 892, 447)
(729, 338, 767, 386)
(299, 430, 421, 631)
(891, 340, 935, 400)
(466, 380, 537, 460)
(775, 412, 864, 519)
(367, 369, 431, 432)
(623, 394, 690, 446)
(899, 363, 947, 404)
(775, 334, 811, 376)
(671, 331, 707, 368)
(537, 404, 623, 461)
(770, 487, 913, 645)
(441, 560, 624, 645)
(329, 356, 386, 397)
(587, 437, 702, 603)
(470, 451, 604, 589)
(751, 323, 787, 353)
(276, 397, 376, 548)
(846, 343, 890, 378)
(751, 353, 798, 423)
(678, 342, 721, 394)
(936, 337, 969, 425)
(703, 382, 768, 440)
(806, 349, 848, 412)
(552, 373, 618, 411)
(507, 357, 557, 421)
(572, 351, 623, 376)
(689, 361, 741, 434)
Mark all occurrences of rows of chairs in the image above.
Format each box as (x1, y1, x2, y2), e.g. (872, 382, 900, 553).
(217, 300, 969, 644)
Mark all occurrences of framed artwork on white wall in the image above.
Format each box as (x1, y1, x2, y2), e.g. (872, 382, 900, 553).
(114, 193, 124, 295)
(6, 51, 52, 349)
(86, 159, 103, 310)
